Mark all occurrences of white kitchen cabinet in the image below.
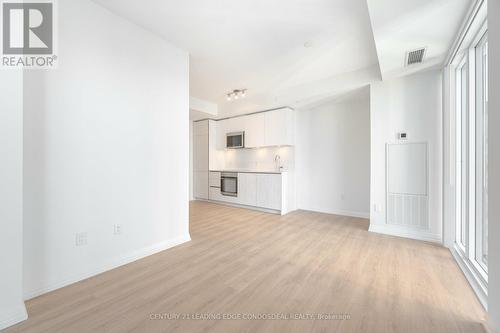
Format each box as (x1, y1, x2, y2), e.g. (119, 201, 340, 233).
(264, 108, 294, 147)
(207, 172, 295, 214)
(215, 120, 227, 150)
(209, 186, 224, 202)
(194, 171, 209, 199)
(209, 186, 220, 201)
(264, 110, 286, 147)
(209, 171, 221, 188)
(193, 134, 208, 171)
(216, 117, 247, 149)
(214, 108, 294, 149)
(243, 113, 265, 148)
(193, 120, 209, 136)
(209, 186, 240, 204)
(193, 120, 209, 200)
(238, 173, 257, 206)
(256, 174, 282, 210)
(225, 117, 246, 133)
(193, 120, 208, 171)
(208, 120, 220, 170)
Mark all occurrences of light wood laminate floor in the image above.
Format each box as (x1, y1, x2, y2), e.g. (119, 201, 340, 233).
(3, 201, 486, 333)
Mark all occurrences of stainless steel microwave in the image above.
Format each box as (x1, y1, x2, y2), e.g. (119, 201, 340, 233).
(226, 132, 245, 149)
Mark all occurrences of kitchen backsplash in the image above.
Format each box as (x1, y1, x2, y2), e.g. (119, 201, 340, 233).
(221, 146, 295, 172)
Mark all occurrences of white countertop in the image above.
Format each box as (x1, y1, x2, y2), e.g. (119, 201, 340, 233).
(210, 169, 286, 174)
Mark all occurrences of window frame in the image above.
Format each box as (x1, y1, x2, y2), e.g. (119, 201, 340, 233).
(453, 20, 488, 287)
(472, 29, 488, 275)
(455, 54, 469, 256)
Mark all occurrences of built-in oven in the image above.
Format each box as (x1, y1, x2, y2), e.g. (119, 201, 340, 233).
(226, 132, 245, 149)
(221, 172, 238, 197)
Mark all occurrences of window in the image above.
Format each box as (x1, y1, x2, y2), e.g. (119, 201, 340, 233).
(474, 34, 488, 272)
(454, 24, 488, 284)
(448, 0, 488, 308)
(455, 56, 469, 254)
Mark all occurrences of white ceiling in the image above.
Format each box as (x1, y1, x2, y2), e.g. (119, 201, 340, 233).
(92, 0, 471, 117)
(92, 0, 380, 117)
(367, 0, 471, 80)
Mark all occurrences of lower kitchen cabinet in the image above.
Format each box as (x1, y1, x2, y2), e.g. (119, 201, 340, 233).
(256, 174, 282, 210)
(209, 186, 239, 204)
(209, 186, 222, 202)
(207, 171, 294, 214)
(209, 171, 221, 187)
(238, 173, 257, 206)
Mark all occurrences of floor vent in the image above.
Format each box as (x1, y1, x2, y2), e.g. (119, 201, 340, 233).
(406, 48, 426, 66)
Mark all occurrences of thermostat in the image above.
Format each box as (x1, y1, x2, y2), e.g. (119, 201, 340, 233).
(397, 132, 408, 140)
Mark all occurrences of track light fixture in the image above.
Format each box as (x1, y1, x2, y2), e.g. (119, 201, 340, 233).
(226, 89, 247, 101)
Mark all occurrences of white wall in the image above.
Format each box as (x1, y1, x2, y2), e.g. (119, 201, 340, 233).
(489, 1, 500, 331)
(0, 71, 27, 329)
(370, 70, 442, 242)
(23, 0, 190, 299)
(295, 90, 371, 218)
(189, 121, 194, 200)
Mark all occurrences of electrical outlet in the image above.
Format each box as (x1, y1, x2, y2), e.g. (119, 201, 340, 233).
(113, 224, 122, 235)
(75, 232, 88, 246)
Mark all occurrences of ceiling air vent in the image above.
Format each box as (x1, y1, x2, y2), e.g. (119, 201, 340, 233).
(405, 48, 426, 66)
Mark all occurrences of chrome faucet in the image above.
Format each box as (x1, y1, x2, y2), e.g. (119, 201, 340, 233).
(274, 155, 282, 171)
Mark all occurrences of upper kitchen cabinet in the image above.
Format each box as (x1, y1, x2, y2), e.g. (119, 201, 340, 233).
(215, 107, 295, 150)
(215, 115, 249, 149)
(215, 120, 227, 150)
(216, 115, 257, 149)
(242, 113, 265, 148)
(264, 108, 294, 147)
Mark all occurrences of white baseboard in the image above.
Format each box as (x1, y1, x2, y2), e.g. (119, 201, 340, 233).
(450, 247, 488, 311)
(0, 303, 28, 330)
(369, 224, 442, 243)
(299, 207, 370, 219)
(24, 234, 191, 300)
